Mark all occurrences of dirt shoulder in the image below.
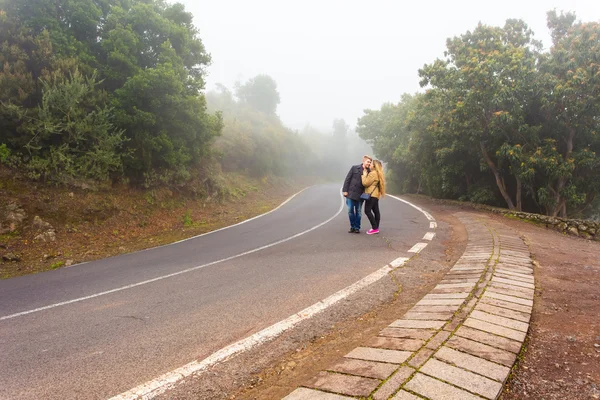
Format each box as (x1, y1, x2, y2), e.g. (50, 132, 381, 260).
(0, 170, 303, 279)
(404, 196, 600, 400)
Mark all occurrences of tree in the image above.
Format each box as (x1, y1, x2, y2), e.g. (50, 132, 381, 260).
(533, 11, 600, 217)
(0, 0, 222, 186)
(235, 74, 280, 115)
(4, 70, 126, 182)
(419, 20, 542, 210)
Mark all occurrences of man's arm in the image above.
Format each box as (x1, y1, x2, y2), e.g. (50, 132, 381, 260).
(342, 166, 353, 195)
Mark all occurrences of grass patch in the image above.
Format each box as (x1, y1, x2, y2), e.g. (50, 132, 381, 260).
(50, 261, 65, 270)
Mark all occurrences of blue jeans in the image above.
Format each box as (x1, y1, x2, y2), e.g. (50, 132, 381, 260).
(346, 198, 364, 230)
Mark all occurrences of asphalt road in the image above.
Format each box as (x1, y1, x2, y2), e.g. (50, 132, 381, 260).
(0, 183, 429, 400)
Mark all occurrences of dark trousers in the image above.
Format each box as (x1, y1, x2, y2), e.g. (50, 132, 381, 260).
(364, 197, 380, 229)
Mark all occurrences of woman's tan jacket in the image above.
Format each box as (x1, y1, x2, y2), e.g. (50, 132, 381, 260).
(361, 170, 381, 199)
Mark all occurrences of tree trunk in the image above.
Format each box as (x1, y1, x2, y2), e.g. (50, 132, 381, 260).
(516, 175, 522, 211)
(552, 126, 576, 218)
(480, 141, 516, 210)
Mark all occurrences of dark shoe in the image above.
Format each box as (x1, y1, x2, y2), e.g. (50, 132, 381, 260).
(353, 229, 360, 233)
(348, 228, 356, 233)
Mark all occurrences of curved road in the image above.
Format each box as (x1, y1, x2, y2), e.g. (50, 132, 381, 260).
(0, 183, 430, 400)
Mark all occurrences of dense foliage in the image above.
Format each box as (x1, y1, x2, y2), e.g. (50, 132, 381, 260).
(358, 12, 600, 218)
(0, 0, 222, 185)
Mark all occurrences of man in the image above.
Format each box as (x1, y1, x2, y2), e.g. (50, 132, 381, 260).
(342, 155, 372, 233)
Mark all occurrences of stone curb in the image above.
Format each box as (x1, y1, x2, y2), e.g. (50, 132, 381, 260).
(410, 194, 599, 241)
(283, 212, 533, 400)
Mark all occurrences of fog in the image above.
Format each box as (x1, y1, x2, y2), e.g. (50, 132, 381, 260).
(180, 0, 599, 132)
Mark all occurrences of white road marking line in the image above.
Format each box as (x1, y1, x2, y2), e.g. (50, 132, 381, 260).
(408, 243, 428, 253)
(0, 189, 343, 322)
(388, 195, 435, 221)
(390, 257, 409, 268)
(430, 222, 437, 229)
(109, 258, 410, 400)
(423, 232, 436, 241)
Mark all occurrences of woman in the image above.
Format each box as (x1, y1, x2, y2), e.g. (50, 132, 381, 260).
(361, 159, 386, 235)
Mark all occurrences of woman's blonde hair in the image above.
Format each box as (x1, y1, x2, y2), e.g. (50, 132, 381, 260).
(373, 160, 386, 197)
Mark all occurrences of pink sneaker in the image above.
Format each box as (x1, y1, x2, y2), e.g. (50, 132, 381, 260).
(367, 229, 379, 235)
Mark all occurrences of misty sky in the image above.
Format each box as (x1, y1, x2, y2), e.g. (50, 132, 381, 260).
(181, 0, 600, 132)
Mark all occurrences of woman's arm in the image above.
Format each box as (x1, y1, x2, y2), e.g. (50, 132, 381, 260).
(362, 171, 378, 187)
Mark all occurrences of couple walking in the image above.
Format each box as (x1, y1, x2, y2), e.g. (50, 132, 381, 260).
(342, 155, 386, 235)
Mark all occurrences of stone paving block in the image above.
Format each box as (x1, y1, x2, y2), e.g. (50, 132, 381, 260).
(283, 387, 354, 400)
(490, 282, 535, 296)
(496, 257, 531, 264)
(407, 347, 435, 368)
(435, 283, 476, 289)
(410, 305, 461, 314)
(470, 310, 529, 332)
(366, 336, 425, 352)
(489, 284, 535, 297)
(463, 317, 527, 341)
(345, 347, 412, 364)
(328, 358, 399, 380)
(502, 250, 529, 257)
(379, 328, 435, 340)
(372, 366, 414, 400)
(442, 274, 482, 280)
(304, 371, 380, 397)
(493, 276, 535, 289)
(420, 358, 502, 399)
(476, 302, 531, 323)
(390, 319, 446, 329)
(495, 264, 532, 273)
(442, 315, 463, 332)
(497, 258, 532, 266)
(487, 286, 534, 300)
(391, 390, 421, 400)
(484, 291, 533, 306)
(445, 336, 517, 366)
(430, 287, 475, 295)
(451, 267, 485, 272)
(501, 257, 529, 262)
(424, 292, 470, 299)
(404, 372, 482, 400)
(494, 271, 534, 283)
(439, 278, 480, 284)
(499, 257, 530, 264)
(492, 273, 535, 291)
(454, 327, 521, 355)
(434, 346, 511, 382)
(403, 312, 454, 321)
(416, 298, 465, 306)
(480, 297, 532, 314)
(426, 330, 451, 350)
(495, 268, 533, 277)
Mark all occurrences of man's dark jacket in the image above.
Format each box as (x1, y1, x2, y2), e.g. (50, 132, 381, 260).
(342, 164, 365, 201)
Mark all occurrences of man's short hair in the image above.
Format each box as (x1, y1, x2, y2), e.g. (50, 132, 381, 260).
(362, 155, 373, 161)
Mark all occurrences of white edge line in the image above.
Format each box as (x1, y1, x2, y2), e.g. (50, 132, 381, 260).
(388, 195, 434, 221)
(408, 243, 428, 253)
(0, 188, 340, 322)
(109, 258, 410, 400)
(423, 232, 436, 241)
(430, 222, 437, 229)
